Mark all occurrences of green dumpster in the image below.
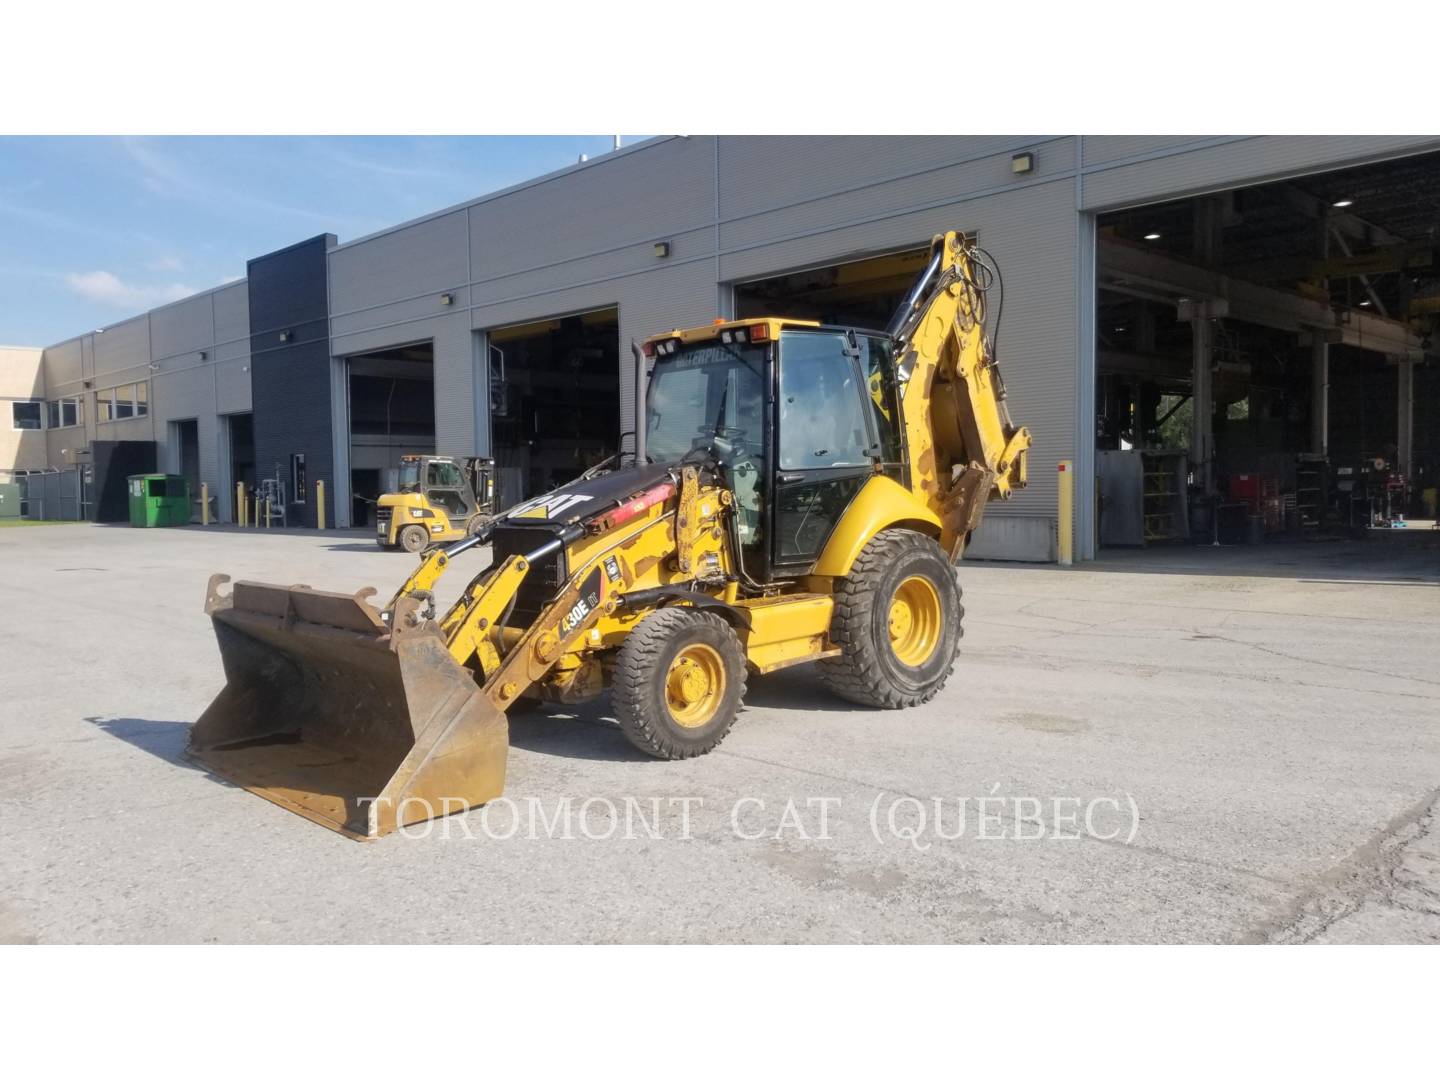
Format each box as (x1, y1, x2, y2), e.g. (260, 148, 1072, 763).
(127, 474, 190, 527)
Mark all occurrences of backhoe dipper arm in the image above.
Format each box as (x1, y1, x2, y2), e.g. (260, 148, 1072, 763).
(891, 231, 1032, 560)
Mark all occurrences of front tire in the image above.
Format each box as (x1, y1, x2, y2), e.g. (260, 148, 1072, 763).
(398, 524, 429, 554)
(820, 529, 962, 708)
(612, 608, 747, 759)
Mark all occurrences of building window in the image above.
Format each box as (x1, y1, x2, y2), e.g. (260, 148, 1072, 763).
(11, 401, 43, 430)
(95, 382, 150, 423)
(47, 397, 82, 429)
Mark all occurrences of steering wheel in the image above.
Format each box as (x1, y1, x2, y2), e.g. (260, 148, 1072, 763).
(682, 428, 755, 472)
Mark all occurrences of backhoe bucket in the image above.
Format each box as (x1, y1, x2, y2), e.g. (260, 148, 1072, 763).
(189, 575, 508, 839)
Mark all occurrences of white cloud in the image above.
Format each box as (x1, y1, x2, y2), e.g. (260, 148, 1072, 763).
(320, 146, 463, 182)
(119, 136, 339, 227)
(64, 270, 196, 309)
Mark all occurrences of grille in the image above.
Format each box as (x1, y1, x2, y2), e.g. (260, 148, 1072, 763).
(489, 525, 568, 629)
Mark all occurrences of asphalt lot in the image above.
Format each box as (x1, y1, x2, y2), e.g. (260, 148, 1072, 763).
(2, 521, 1438, 943)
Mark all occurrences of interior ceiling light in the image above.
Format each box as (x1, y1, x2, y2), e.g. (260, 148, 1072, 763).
(1332, 199, 1354, 208)
(1144, 232, 1162, 241)
(1359, 299, 1372, 307)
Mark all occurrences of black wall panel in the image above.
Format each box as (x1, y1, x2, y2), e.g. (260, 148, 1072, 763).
(90, 439, 157, 522)
(247, 234, 336, 528)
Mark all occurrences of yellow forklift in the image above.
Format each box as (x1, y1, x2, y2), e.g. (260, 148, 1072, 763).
(192, 231, 1030, 838)
(375, 455, 498, 552)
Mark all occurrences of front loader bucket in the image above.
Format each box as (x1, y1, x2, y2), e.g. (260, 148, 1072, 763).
(189, 575, 508, 839)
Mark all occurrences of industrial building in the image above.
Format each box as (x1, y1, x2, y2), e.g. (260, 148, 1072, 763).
(8, 135, 1440, 559)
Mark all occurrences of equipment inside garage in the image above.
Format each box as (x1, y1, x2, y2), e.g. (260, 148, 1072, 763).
(487, 308, 619, 504)
(734, 246, 931, 330)
(226, 413, 255, 520)
(346, 342, 435, 527)
(1095, 151, 1440, 547)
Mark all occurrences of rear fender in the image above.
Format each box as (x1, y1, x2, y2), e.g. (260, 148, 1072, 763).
(811, 475, 941, 578)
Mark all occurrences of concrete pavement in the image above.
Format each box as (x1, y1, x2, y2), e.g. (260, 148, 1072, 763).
(2, 523, 1437, 942)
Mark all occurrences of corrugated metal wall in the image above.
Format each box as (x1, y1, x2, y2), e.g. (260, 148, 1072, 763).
(37, 280, 253, 522)
(1079, 135, 1440, 211)
(326, 136, 1079, 548)
(150, 282, 252, 521)
(37, 134, 1440, 552)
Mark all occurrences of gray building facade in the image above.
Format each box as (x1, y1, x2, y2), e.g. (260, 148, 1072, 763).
(28, 135, 1440, 555)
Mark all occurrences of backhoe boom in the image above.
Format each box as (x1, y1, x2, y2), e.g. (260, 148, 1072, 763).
(893, 232, 1031, 559)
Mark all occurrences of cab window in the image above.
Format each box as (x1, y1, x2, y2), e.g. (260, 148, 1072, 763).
(860, 335, 903, 464)
(777, 331, 872, 470)
(427, 461, 464, 488)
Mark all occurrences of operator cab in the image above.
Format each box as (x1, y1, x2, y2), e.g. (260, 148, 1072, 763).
(643, 319, 904, 583)
(397, 455, 493, 520)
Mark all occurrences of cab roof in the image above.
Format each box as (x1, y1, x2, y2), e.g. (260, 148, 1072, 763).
(644, 317, 821, 348)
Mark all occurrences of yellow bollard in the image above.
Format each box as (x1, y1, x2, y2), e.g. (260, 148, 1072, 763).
(1057, 459, 1074, 567)
(254, 494, 261, 528)
(316, 479, 326, 530)
(264, 498, 271, 528)
(201, 483, 210, 525)
(236, 482, 246, 527)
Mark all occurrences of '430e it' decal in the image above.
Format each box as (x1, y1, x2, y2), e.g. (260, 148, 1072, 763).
(556, 567, 603, 642)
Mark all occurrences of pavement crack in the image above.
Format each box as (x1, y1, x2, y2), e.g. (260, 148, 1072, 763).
(1201, 632, 1440, 689)
(1250, 785, 1440, 944)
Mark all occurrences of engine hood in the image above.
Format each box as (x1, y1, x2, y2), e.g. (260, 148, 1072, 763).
(500, 463, 676, 528)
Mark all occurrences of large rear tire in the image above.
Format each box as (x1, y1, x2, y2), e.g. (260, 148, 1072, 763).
(820, 529, 962, 708)
(612, 608, 747, 759)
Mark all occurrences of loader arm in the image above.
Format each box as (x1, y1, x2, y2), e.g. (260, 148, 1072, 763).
(431, 468, 702, 697)
(889, 231, 1031, 560)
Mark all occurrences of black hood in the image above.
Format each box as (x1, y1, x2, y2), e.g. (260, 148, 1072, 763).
(500, 463, 676, 528)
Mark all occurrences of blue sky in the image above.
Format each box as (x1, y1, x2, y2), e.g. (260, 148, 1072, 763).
(0, 136, 644, 346)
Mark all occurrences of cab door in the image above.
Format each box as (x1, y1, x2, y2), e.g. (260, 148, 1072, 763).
(768, 329, 880, 574)
(424, 459, 476, 531)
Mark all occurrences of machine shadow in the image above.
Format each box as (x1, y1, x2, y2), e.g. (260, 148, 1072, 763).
(741, 667, 860, 713)
(84, 716, 207, 771)
(507, 703, 647, 763)
(976, 535, 1440, 584)
(509, 665, 857, 764)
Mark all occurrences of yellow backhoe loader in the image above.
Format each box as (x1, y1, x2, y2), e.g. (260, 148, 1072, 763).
(190, 232, 1031, 839)
(375, 455, 498, 552)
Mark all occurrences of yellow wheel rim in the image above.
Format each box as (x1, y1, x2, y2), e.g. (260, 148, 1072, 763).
(665, 643, 726, 728)
(888, 575, 941, 667)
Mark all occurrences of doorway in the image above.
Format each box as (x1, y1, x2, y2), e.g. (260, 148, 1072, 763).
(486, 307, 620, 505)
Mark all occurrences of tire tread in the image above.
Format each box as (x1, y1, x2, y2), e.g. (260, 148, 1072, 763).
(613, 608, 748, 759)
(820, 529, 962, 708)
